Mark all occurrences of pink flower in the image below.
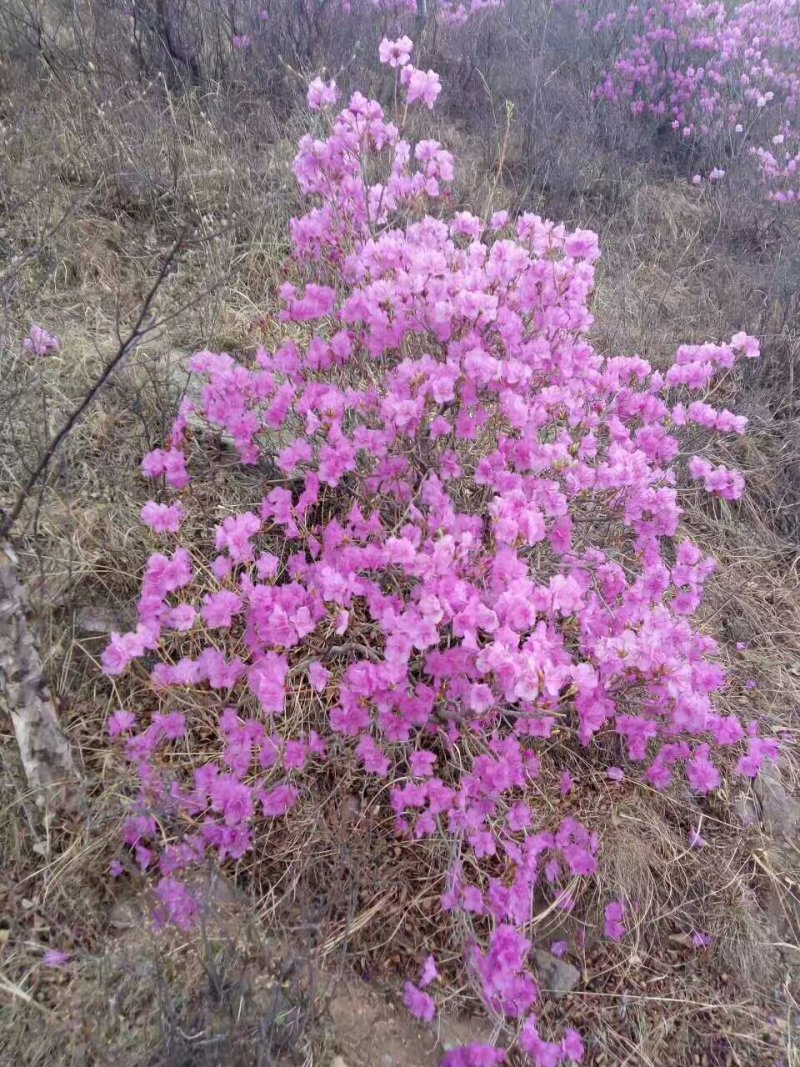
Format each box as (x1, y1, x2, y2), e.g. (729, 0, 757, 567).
(249, 653, 289, 714)
(200, 590, 242, 629)
(308, 661, 330, 692)
(562, 1028, 585, 1062)
(410, 750, 437, 777)
(401, 66, 442, 109)
(357, 735, 390, 776)
(379, 35, 413, 68)
(419, 954, 438, 987)
(606, 766, 624, 782)
(686, 745, 721, 794)
(24, 324, 59, 356)
(108, 709, 136, 737)
(564, 228, 600, 261)
(42, 948, 71, 968)
(141, 500, 186, 534)
(259, 783, 299, 816)
(209, 774, 253, 825)
(153, 711, 186, 740)
(166, 604, 196, 631)
(155, 877, 198, 929)
(604, 900, 626, 940)
(731, 332, 760, 358)
(403, 981, 436, 1022)
(307, 77, 339, 110)
(215, 511, 261, 562)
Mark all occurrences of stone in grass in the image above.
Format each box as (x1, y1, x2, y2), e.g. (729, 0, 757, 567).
(533, 949, 580, 998)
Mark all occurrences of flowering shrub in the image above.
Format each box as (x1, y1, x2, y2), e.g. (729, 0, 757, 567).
(103, 39, 776, 1064)
(563, 0, 800, 200)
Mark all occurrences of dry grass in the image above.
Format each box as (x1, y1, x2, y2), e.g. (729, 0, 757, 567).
(1, 21, 799, 1066)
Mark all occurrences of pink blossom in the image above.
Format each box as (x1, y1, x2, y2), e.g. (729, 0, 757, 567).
(562, 1028, 585, 1062)
(108, 709, 136, 737)
(200, 590, 242, 629)
(307, 77, 339, 110)
(260, 782, 299, 816)
(308, 661, 330, 692)
(379, 35, 413, 68)
(604, 900, 626, 940)
(42, 948, 71, 968)
(403, 981, 436, 1022)
(410, 750, 437, 777)
(24, 324, 59, 356)
(141, 501, 186, 534)
(419, 954, 438, 987)
(401, 66, 442, 109)
(686, 745, 721, 794)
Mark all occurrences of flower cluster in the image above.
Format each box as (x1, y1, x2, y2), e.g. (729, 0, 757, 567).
(23, 324, 60, 356)
(564, 0, 800, 200)
(103, 41, 774, 1065)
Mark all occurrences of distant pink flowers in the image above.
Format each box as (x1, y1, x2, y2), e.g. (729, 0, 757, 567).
(43, 948, 71, 968)
(401, 66, 442, 109)
(578, 0, 800, 201)
(24, 324, 59, 356)
(307, 77, 339, 110)
(379, 35, 413, 67)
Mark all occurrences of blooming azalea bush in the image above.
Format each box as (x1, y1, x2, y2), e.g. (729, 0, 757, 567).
(102, 39, 777, 1064)
(560, 0, 800, 200)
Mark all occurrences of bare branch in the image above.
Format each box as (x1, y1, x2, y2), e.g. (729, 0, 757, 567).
(0, 237, 184, 541)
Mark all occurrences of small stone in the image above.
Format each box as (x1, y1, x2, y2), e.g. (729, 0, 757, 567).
(533, 949, 581, 997)
(76, 604, 133, 636)
(754, 763, 800, 840)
